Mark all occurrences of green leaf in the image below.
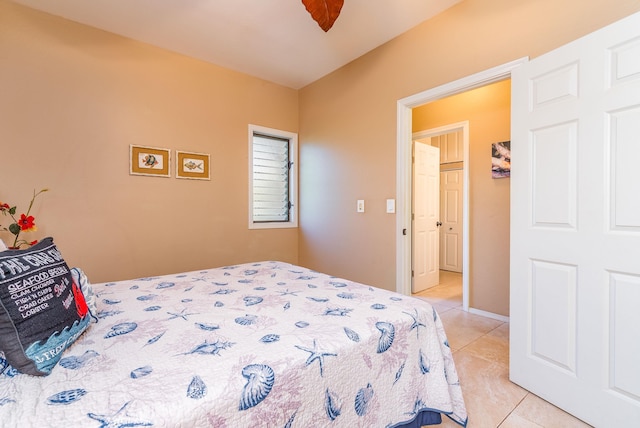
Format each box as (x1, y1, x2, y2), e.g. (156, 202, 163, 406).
(9, 206, 16, 215)
(8, 223, 20, 235)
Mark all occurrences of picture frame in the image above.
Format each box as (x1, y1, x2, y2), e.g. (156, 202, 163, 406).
(130, 145, 171, 177)
(176, 151, 211, 180)
(491, 141, 511, 179)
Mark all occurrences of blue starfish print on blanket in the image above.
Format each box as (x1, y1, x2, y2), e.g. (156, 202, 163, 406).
(167, 308, 198, 321)
(277, 289, 299, 297)
(87, 401, 152, 427)
(403, 308, 427, 338)
(294, 339, 337, 377)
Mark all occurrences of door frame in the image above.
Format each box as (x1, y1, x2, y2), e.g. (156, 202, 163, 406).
(413, 124, 468, 302)
(396, 58, 527, 315)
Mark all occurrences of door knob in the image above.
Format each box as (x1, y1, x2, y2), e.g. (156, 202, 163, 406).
(436, 221, 442, 227)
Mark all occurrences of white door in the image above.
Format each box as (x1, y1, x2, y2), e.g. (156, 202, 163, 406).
(440, 169, 463, 272)
(412, 142, 440, 292)
(511, 11, 640, 427)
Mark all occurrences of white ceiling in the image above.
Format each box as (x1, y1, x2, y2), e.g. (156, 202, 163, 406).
(12, 0, 461, 89)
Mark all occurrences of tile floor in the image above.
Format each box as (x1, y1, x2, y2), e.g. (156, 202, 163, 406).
(413, 271, 592, 428)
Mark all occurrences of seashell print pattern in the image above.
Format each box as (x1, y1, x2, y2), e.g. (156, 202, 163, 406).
(343, 327, 360, 342)
(419, 350, 430, 374)
(59, 350, 99, 370)
(187, 376, 207, 399)
(2, 260, 466, 428)
(284, 411, 297, 428)
(325, 388, 342, 421)
(145, 332, 165, 346)
(97, 310, 123, 319)
(354, 383, 374, 416)
(156, 282, 175, 289)
(259, 334, 280, 343)
(187, 340, 235, 356)
(243, 296, 263, 306)
(104, 322, 137, 339)
(394, 362, 405, 385)
(337, 292, 354, 299)
(376, 322, 395, 353)
(195, 323, 219, 331)
(323, 307, 353, 316)
(212, 289, 237, 295)
(47, 389, 87, 405)
(235, 314, 257, 326)
(238, 364, 275, 411)
(131, 366, 153, 379)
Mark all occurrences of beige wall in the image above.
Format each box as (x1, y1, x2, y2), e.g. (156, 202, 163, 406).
(298, 0, 640, 314)
(0, 1, 299, 282)
(413, 80, 511, 316)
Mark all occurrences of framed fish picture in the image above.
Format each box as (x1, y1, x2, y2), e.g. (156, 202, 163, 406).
(130, 145, 171, 177)
(176, 151, 210, 180)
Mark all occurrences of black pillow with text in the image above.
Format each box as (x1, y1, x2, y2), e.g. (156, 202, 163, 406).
(0, 237, 90, 376)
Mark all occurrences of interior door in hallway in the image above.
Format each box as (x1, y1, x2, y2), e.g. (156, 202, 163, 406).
(440, 168, 463, 272)
(412, 141, 440, 293)
(510, 11, 640, 426)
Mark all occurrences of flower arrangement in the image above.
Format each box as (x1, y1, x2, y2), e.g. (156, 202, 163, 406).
(1, 188, 48, 249)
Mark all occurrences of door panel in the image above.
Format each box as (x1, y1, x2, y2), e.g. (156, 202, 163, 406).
(412, 142, 440, 292)
(440, 169, 462, 272)
(511, 11, 640, 426)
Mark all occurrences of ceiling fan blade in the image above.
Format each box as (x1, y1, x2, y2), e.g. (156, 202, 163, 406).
(301, 0, 344, 32)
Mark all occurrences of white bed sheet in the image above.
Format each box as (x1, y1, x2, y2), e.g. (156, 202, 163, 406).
(0, 261, 467, 427)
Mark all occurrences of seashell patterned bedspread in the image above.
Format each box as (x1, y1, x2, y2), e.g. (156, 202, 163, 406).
(0, 261, 467, 427)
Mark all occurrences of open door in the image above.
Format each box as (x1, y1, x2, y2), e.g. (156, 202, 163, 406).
(412, 141, 440, 293)
(510, 11, 640, 426)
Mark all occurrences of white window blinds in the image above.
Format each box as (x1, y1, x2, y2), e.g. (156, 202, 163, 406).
(252, 133, 291, 222)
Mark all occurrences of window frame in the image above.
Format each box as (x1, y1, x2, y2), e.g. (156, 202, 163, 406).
(248, 124, 298, 229)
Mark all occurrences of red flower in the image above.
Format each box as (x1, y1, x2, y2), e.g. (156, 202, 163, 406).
(0, 202, 9, 211)
(17, 214, 37, 231)
(29, 240, 38, 246)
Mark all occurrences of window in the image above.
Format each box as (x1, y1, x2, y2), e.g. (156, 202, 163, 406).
(248, 124, 298, 229)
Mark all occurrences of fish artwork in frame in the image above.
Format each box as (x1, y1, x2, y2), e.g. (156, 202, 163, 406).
(130, 145, 171, 177)
(176, 151, 210, 180)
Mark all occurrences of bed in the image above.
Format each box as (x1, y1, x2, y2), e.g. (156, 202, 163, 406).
(0, 241, 467, 427)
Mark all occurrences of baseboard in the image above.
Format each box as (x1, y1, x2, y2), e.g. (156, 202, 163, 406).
(468, 307, 510, 323)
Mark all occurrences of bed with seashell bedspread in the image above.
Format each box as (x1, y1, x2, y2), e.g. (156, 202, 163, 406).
(0, 261, 467, 427)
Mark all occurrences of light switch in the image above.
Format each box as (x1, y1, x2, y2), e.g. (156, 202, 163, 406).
(386, 199, 395, 214)
(357, 199, 365, 213)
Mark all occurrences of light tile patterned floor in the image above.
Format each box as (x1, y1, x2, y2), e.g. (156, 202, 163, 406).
(413, 271, 592, 428)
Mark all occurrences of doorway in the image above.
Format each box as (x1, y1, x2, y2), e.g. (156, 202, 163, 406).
(395, 58, 526, 317)
(411, 124, 468, 297)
